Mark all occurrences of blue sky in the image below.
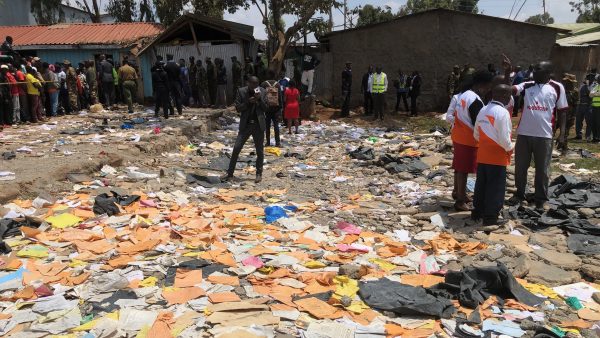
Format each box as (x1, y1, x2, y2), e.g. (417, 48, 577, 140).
(224, 0, 578, 40)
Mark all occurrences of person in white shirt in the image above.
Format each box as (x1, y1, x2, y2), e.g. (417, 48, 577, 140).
(503, 57, 568, 211)
(368, 66, 388, 121)
(472, 84, 514, 226)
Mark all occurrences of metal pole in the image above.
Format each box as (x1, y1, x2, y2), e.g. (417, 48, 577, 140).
(543, 0, 546, 15)
(343, 0, 347, 29)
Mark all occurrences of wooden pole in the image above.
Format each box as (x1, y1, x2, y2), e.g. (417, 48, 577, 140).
(189, 22, 201, 57)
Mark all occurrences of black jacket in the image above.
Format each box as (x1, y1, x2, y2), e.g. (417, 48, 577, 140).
(235, 86, 267, 132)
(152, 68, 169, 91)
(342, 69, 352, 92)
(164, 61, 180, 83)
(409, 75, 422, 97)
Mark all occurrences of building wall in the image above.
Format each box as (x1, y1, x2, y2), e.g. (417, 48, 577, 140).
(327, 11, 559, 112)
(0, 0, 114, 25)
(551, 45, 596, 84)
(0, 0, 35, 26)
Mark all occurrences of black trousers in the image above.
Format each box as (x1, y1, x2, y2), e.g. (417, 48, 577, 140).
(0, 100, 11, 125)
(227, 122, 265, 177)
(341, 90, 351, 117)
(208, 82, 217, 105)
(363, 92, 373, 115)
(372, 93, 385, 119)
(155, 88, 172, 118)
(576, 103, 591, 139)
(410, 94, 418, 116)
(168, 82, 183, 114)
(512, 94, 520, 117)
(265, 111, 280, 146)
(473, 163, 507, 223)
(395, 92, 409, 112)
(592, 106, 600, 142)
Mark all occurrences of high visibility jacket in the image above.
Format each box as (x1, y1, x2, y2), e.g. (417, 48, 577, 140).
(451, 90, 482, 147)
(473, 101, 514, 166)
(369, 73, 387, 93)
(591, 83, 600, 107)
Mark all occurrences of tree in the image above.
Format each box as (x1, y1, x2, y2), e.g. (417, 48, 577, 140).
(31, 0, 65, 24)
(74, 0, 102, 23)
(402, 0, 478, 15)
(106, 0, 137, 22)
(525, 13, 555, 25)
(355, 5, 397, 27)
(246, 0, 341, 73)
(570, 0, 600, 23)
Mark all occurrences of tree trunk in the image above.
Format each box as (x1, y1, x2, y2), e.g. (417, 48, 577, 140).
(268, 33, 288, 74)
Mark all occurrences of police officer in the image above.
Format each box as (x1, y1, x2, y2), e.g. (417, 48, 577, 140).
(64, 60, 78, 113)
(232, 56, 243, 99)
(165, 54, 182, 115)
(244, 57, 254, 82)
(341, 61, 352, 117)
(195, 59, 208, 107)
(152, 61, 172, 119)
(206, 57, 217, 106)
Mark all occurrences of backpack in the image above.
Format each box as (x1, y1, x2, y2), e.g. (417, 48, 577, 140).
(265, 80, 279, 108)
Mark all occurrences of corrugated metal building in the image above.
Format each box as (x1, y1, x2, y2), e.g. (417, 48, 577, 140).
(0, 22, 163, 100)
(138, 14, 256, 99)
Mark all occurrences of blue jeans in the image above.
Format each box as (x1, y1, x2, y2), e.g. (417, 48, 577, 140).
(49, 91, 59, 116)
(576, 103, 591, 139)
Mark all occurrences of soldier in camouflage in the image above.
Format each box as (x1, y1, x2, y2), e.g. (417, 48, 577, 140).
(195, 59, 208, 107)
(64, 60, 78, 113)
(556, 73, 579, 153)
(231, 56, 243, 100)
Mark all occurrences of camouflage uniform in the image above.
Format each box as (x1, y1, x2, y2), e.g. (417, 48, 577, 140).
(447, 71, 460, 97)
(86, 65, 98, 105)
(557, 74, 579, 152)
(232, 58, 243, 99)
(65, 64, 78, 112)
(195, 62, 208, 107)
(206, 59, 216, 105)
(189, 61, 198, 105)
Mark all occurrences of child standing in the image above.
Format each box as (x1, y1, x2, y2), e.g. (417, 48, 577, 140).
(472, 84, 514, 226)
(283, 79, 300, 134)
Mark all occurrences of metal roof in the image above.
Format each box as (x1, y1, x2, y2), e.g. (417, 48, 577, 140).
(548, 23, 600, 35)
(556, 31, 600, 46)
(138, 14, 254, 56)
(0, 22, 163, 48)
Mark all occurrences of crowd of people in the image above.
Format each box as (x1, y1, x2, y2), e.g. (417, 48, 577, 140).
(340, 64, 422, 119)
(446, 56, 571, 226)
(0, 36, 141, 130)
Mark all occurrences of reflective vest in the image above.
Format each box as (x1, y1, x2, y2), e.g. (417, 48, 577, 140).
(372, 73, 386, 93)
(592, 84, 600, 107)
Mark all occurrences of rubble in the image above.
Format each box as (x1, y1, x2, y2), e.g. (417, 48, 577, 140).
(0, 107, 599, 337)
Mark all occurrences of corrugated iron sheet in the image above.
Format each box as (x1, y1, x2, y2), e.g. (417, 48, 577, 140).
(0, 23, 163, 47)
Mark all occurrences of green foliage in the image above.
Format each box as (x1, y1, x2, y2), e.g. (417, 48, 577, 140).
(570, 0, 600, 23)
(525, 13, 555, 25)
(402, 0, 479, 15)
(355, 5, 397, 27)
(31, 0, 65, 24)
(106, 0, 136, 22)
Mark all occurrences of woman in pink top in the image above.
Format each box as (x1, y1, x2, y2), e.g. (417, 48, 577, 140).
(283, 80, 300, 134)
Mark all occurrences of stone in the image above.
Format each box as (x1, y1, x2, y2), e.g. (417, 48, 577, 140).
(579, 208, 596, 217)
(421, 154, 444, 167)
(533, 249, 582, 270)
(526, 261, 580, 286)
(414, 212, 437, 220)
(510, 255, 531, 279)
(593, 292, 600, 304)
(339, 264, 367, 279)
(396, 208, 418, 215)
(581, 263, 600, 281)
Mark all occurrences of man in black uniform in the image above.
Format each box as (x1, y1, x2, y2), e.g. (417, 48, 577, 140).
(164, 54, 182, 115)
(152, 61, 172, 119)
(341, 61, 352, 117)
(361, 65, 374, 116)
(206, 57, 217, 106)
(223, 76, 267, 184)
